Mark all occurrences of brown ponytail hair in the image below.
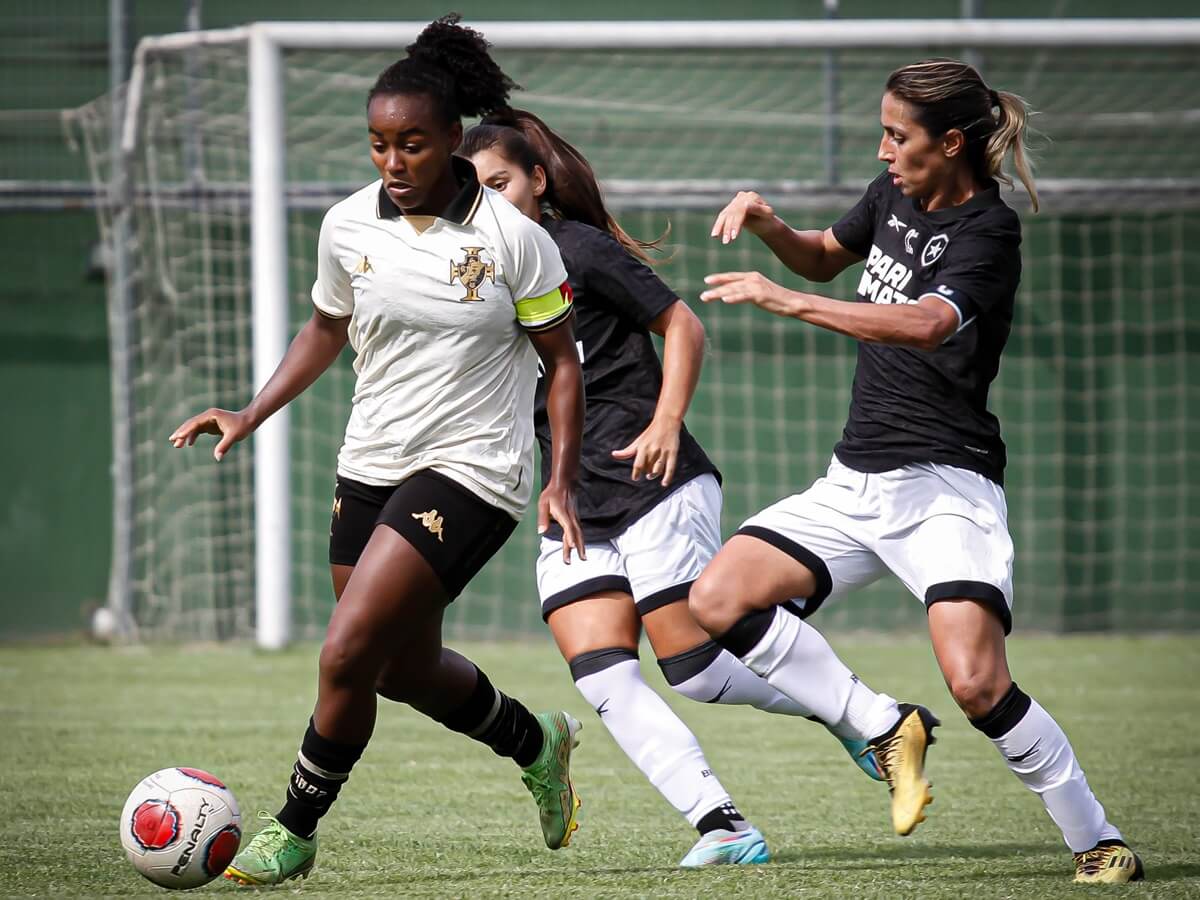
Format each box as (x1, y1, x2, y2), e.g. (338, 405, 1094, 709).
(461, 108, 667, 263)
(886, 58, 1039, 212)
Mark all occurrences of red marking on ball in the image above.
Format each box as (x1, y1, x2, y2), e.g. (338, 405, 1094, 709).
(176, 767, 226, 788)
(204, 825, 242, 875)
(131, 799, 180, 850)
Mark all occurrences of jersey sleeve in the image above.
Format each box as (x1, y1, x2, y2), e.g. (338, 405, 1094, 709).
(831, 172, 887, 258)
(506, 215, 572, 332)
(576, 227, 678, 327)
(919, 230, 1021, 328)
(311, 209, 353, 319)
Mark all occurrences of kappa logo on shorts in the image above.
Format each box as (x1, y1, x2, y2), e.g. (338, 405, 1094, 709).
(354, 255, 373, 274)
(450, 246, 495, 302)
(332, 497, 342, 519)
(412, 508, 445, 542)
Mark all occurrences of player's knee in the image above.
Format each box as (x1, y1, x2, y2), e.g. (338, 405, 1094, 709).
(687, 573, 739, 635)
(946, 669, 1007, 719)
(319, 630, 376, 690)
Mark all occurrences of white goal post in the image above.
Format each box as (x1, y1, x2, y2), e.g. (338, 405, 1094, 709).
(108, 19, 1200, 649)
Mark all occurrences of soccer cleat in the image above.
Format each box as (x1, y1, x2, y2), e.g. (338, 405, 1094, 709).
(223, 813, 316, 886)
(1073, 840, 1145, 884)
(829, 730, 885, 782)
(679, 827, 770, 867)
(868, 702, 939, 836)
(520, 711, 582, 849)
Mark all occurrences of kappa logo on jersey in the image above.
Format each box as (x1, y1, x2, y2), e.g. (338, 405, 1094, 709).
(412, 508, 445, 542)
(937, 284, 955, 297)
(887, 214, 907, 232)
(921, 233, 950, 267)
(857, 244, 916, 306)
(450, 246, 495, 301)
(904, 228, 920, 255)
(354, 255, 373, 274)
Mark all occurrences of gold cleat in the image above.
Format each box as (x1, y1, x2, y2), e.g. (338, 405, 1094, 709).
(868, 703, 939, 836)
(1074, 841, 1145, 884)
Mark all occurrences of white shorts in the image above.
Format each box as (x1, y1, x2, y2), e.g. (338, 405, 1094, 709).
(536, 473, 722, 620)
(740, 456, 1015, 633)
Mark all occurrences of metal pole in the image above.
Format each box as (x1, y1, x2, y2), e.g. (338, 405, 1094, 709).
(105, 0, 136, 638)
(963, 0, 984, 72)
(822, 0, 840, 187)
(183, 0, 204, 184)
(248, 28, 291, 649)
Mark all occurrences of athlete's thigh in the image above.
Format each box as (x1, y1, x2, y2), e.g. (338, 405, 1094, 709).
(536, 534, 628, 623)
(724, 460, 888, 615)
(875, 463, 1015, 635)
(326, 523, 447, 673)
(546, 592, 641, 660)
(641, 599, 712, 659)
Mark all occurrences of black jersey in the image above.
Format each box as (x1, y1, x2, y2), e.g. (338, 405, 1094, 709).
(830, 171, 1022, 485)
(535, 217, 720, 541)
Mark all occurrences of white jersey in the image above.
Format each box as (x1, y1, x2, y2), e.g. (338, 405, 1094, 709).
(311, 158, 571, 519)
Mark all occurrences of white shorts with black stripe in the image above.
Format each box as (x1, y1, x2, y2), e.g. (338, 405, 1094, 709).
(740, 456, 1015, 633)
(536, 473, 721, 621)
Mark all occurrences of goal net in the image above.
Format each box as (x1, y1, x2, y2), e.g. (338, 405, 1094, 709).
(74, 20, 1200, 644)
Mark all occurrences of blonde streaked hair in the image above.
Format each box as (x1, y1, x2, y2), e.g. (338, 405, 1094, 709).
(886, 58, 1039, 212)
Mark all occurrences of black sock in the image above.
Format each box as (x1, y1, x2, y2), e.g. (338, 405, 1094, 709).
(276, 718, 366, 839)
(435, 666, 544, 767)
(695, 801, 749, 836)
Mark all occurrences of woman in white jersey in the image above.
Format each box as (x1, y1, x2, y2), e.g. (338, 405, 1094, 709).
(694, 59, 1143, 884)
(170, 17, 587, 885)
(463, 111, 901, 868)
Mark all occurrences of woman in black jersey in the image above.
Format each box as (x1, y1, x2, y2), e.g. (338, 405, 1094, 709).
(463, 110, 895, 867)
(170, 18, 587, 885)
(694, 59, 1142, 884)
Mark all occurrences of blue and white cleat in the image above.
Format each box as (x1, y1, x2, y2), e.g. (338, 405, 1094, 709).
(679, 827, 770, 867)
(835, 733, 885, 782)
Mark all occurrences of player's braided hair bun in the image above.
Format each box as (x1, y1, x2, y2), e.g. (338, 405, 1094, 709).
(368, 14, 519, 122)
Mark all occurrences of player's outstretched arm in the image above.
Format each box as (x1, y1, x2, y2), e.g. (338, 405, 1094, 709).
(612, 300, 704, 488)
(710, 191, 860, 283)
(701, 271, 958, 352)
(527, 319, 586, 563)
(169, 309, 350, 461)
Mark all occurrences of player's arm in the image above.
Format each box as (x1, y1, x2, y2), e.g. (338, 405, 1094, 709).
(527, 317, 586, 563)
(170, 310, 350, 460)
(711, 191, 862, 282)
(612, 300, 704, 487)
(700, 272, 958, 352)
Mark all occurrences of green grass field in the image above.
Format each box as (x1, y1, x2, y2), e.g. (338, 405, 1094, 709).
(2, 635, 1198, 897)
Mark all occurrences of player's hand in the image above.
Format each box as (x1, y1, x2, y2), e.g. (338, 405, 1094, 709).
(612, 416, 681, 487)
(710, 191, 776, 244)
(538, 480, 587, 564)
(700, 271, 798, 318)
(169, 407, 255, 462)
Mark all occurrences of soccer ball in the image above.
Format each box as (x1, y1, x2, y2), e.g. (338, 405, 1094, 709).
(119, 767, 242, 889)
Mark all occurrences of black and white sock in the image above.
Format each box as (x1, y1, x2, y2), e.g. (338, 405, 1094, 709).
(659, 640, 813, 716)
(714, 606, 900, 740)
(434, 666, 544, 768)
(570, 647, 738, 830)
(695, 801, 750, 837)
(972, 682, 1123, 853)
(277, 718, 366, 839)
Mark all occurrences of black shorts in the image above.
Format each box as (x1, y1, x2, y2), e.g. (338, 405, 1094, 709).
(329, 469, 519, 600)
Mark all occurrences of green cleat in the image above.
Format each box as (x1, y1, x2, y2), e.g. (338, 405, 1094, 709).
(520, 711, 582, 849)
(223, 813, 317, 886)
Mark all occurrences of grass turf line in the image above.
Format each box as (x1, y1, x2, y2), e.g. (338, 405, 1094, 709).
(1, 635, 1197, 898)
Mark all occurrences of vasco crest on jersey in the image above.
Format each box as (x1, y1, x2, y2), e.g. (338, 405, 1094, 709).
(450, 246, 496, 301)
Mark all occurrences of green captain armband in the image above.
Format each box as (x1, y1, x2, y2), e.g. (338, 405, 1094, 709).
(516, 281, 573, 331)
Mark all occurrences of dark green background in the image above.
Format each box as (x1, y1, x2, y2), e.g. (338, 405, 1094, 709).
(3, 0, 1196, 638)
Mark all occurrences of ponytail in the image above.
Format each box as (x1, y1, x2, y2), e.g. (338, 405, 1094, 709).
(368, 14, 518, 123)
(466, 108, 668, 263)
(988, 90, 1039, 213)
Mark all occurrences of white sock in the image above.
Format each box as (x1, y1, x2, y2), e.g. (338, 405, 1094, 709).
(975, 684, 1123, 853)
(659, 641, 813, 717)
(571, 649, 733, 828)
(727, 607, 900, 739)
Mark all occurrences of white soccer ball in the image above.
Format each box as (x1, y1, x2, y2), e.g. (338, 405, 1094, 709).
(119, 767, 242, 889)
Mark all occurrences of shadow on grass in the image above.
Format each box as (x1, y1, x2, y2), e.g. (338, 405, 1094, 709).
(772, 841, 1058, 865)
